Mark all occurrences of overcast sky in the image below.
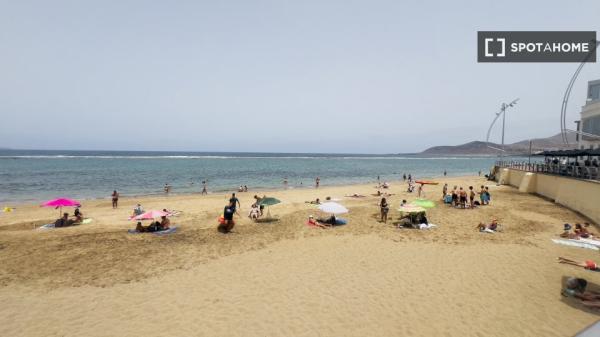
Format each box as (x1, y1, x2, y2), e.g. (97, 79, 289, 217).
(0, 0, 598, 153)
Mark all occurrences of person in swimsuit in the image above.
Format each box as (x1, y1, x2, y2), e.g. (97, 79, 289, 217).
(54, 213, 71, 227)
(73, 207, 83, 223)
(451, 186, 458, 206)
(111, 190, 119, 209)
(132, 204, 144, 216)
(442, 183, 448, 199)
(307, 215, 329, 228)
(477, 219, 499, 232)
(380, 197, 389, 223)
(468, 186, 476, 207)
(574, 223, 591, 238)
(558, 257, 600, 272)
(315, 177, 320, 188)
(458, 187, 467, 208)
(229, 193, 241, 213)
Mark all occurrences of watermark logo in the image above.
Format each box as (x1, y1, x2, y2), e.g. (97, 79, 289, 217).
(478, 31, 597, 63)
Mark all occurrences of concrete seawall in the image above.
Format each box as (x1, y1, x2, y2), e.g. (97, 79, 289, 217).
(496, 167, 600, 224)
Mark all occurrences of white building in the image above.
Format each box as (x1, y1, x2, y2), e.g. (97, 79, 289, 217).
(578, 79, 600, 149)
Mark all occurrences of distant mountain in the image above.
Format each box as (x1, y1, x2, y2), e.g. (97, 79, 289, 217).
(420, 133, 577, 155)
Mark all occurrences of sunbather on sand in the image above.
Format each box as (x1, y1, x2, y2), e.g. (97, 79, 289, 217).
(575, 223, 592, 238)
(562, 277, 600, 308)
(558, 257, 600, 271)
(560, 224, 579, 239)
(54, 213, 76, 227)
(307, 215, 329, 228)
(305, 198, 321, 205)
(346, 193, 365, 198)
(135, 216, 170, 232)
(162, 208, 180, 216)
(476, 219, 499, 232)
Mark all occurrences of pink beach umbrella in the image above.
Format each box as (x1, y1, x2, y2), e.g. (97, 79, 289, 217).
(131, 210, 169, 221)
(41, 198, 81, 216)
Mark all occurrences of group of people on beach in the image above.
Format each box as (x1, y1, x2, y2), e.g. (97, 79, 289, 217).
(442, 184, 490, 208)
(557, 220, 600, 309)
(560, 223, 594, 239)
(53, 207, 84, 227)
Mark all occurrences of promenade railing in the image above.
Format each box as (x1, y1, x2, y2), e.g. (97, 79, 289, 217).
(495, 161, 600, 181)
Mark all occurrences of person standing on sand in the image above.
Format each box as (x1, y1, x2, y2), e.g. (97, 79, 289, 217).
(229, 193, 241, 213)
(442, 183, 448, 199)
(451, 186, 458, 207)
(418, 184, 424, 198)
(468, 186, 476, 207)
(111, 190, 119, 209)
(484, 186, 491, 204)
(380, 197, 389, 223)
(315, 177, 320, 188)
(201, 180, 208, 195)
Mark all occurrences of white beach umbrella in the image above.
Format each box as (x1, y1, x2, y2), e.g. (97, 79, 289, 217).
(318, 202, 348, 214)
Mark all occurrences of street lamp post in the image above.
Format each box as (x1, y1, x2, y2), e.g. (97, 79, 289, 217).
(486, 98, 520, 164)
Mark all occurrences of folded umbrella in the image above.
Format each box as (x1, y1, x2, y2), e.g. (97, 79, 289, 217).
(415, 180, 439, 185)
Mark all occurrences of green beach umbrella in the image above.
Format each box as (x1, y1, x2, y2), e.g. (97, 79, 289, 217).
(258, 197, 281, 218)
(412, 199, 436, 208)
(258, 197, 281, 206)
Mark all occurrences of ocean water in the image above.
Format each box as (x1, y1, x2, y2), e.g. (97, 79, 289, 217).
(0, 150, 523, 204)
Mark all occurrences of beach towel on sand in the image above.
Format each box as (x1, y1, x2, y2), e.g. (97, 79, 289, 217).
(128, 226, 178, 235)
(552, 239, 600, 251)
(38, 218, 92, 229)
(419, 223, 437, 230)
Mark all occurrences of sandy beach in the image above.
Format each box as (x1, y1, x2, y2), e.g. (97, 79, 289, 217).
(1, 175, 599, 336)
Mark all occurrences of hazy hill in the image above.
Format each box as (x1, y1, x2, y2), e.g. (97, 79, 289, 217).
(420, 133, 576, 155)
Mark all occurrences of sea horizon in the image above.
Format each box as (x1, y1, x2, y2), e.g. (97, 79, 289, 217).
(0, 149, 522, 205)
